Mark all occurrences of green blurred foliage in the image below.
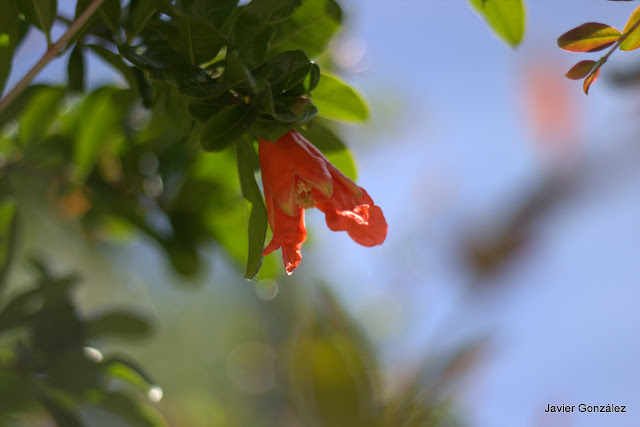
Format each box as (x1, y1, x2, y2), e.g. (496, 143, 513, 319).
(0, 0, 483, 424)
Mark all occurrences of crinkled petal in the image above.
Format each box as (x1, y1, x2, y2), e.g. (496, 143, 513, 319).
(262, 206, 307, 275)
(317, 186, 387, 247)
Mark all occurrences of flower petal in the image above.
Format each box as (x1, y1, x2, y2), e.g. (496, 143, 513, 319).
(317, 187, 387, 247)
(262, 205, 307, 275)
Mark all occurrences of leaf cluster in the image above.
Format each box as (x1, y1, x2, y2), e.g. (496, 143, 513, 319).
(0, 259, 162, 426)
(558, 3, 640, 94)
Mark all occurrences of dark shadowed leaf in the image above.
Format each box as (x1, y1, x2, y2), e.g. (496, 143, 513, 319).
(152, 3, 227, 65)
(232, 0, 300, 56)
(0, 0, 19, 93)
(558, 22, 621, 52)
(467, 0, 525, 48)
(313, 74, 368, 123)
(67, 44, 85, 92)
(265, 50, 312, 94)
(0, 196, 19, 290)
(200, 103, 258, 151)
(88, 44, 152, 105)
(86, 310, 153, 340)
(128, 0, 156, 40)
(620, 5, 640, 51)
(252, 102, 317, 141)
(270, 0, 341, 58)
(565, 60, 597, 80)
(18, 0, 57, 39)
(236, 136, 268, 279)
(39, 392, 83, 427)
(75, 0, 120, 36)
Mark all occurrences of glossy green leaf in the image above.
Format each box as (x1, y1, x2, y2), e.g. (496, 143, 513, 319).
(558, 22, 621, 52)
(67, 44, 85, 92)
(85, 310, 153, 340)
(243, 24, 276, 69)
(200, 103, 258, 151)
(620, 5, 640, 51)
(225, 50, 255, 87)
(154, 0, 227, 65)
(18, 86, 65, 145)
(0, 0, 19, 93)
(236, 136, 268, 279)
(232, 0, 300, 55)
(313, 74, 368, 123)
(467, 0, 525, 48)
(74, 88, 136, 182)
(18, 0, 57, 39)
(103, 357, 158, 393)
(266, 50, 312, 94)
(252, 102, 317, 141)
(565, 60, 597, 80)
(270, 0, 341, 58)
(128, 0, 156, 40)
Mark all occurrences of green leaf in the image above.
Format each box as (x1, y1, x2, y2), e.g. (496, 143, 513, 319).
(270, 0, 342, 58)
(188, 98, 230, 122)
(154, 0, 227, 65)
(209, 0, 240, 28)
(583, 67, 601, 95)
(467, 0, 525, 48)
(18, 86, 65, 145)
(103, 357, 158, 393)
(76, 0, 121, 36)
(128, 0, 156, 40)
(264, 50, 312, 94)
(232, 0, 301, 56)
(200, 103, 258, 151)
(74, 88, 136, 182)
(312, 74, 368, 123)
(39, 392, 83, 427)
(67, 44, 85, 92)
(88, 44, 152, 105)
(225, 50, 255, 87)
(565, 60, 597, 80)
(557, 22, 621, 52)
(0, 0, 19, 93)
(18, 0, 57, 40)
(86, 310, 153, 340)
(0, 195, 19, 290)
(252, 101, 317, 141)
(89, 391, 167, 427)
(235, 136, 267, 279)
(620, 5, 640, 51)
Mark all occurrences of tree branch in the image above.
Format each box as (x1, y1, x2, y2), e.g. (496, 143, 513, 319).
(0, 0, 107, 116)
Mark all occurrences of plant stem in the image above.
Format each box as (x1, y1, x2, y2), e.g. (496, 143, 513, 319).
(0, 0, 106, 116)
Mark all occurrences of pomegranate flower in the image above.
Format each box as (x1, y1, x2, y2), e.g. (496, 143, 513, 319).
(258, 129, 387, 274)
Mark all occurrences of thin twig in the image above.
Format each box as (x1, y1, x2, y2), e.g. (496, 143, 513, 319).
(0, 0, 107, 116)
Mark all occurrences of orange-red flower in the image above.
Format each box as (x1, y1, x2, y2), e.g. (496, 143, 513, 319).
(258, 129, 387, 274)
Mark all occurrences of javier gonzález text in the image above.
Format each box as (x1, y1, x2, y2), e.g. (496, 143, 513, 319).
(545, 403, 627, 413)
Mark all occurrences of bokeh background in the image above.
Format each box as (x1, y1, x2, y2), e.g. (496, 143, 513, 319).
(4, 0, 640, 426)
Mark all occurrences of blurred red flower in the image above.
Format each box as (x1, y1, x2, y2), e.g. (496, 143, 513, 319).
(259, 130, 387, 274)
